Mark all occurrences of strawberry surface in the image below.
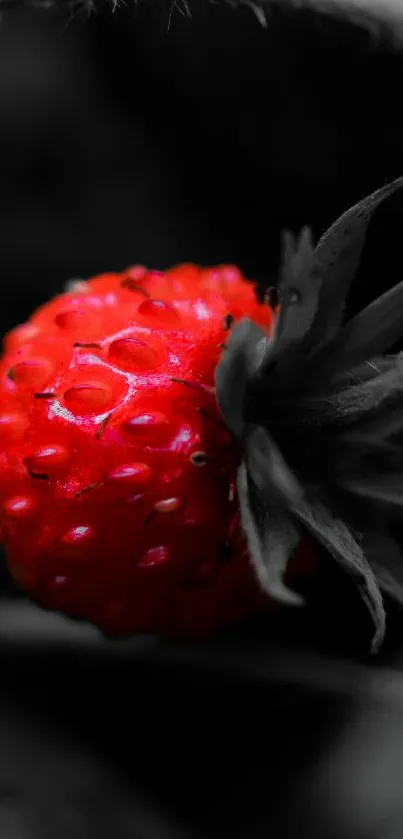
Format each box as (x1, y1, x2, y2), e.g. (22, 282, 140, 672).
(0, 264, 314, 636)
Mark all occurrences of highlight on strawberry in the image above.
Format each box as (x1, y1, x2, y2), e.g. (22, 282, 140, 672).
(1, 177, 403, 651)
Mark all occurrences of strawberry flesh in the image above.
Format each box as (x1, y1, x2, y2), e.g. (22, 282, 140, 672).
(0, 264, 314, 636)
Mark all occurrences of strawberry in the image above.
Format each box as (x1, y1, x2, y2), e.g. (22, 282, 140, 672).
(0, 264, 315, 637)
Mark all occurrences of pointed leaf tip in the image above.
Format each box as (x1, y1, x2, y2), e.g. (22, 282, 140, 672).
(264, 226, 321, 363)
(293, 498, 386, 654)
(280, 225, 315, 289)
(308, 175, 403, 350)
(362, 528, 403, 617)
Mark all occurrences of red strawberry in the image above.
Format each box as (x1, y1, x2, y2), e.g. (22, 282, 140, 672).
(0, 264, 316, 637)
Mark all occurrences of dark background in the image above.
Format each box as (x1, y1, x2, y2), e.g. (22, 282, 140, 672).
(2, 3, 403, 838)
(1, 1, 403, 332)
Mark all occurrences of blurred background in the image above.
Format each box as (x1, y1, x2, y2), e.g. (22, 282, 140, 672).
(0, 1, 403, 333)
(2, 2, 403, 838)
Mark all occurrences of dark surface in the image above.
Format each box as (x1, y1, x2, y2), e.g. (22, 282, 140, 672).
(3, 596, 403, 839)
(2, 4, 403, 839)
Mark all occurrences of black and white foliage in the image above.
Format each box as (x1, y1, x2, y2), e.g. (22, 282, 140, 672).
(216, 176, 403, 653)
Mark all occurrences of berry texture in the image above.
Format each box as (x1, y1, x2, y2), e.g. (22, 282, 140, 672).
(0, 264, 313, 637)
